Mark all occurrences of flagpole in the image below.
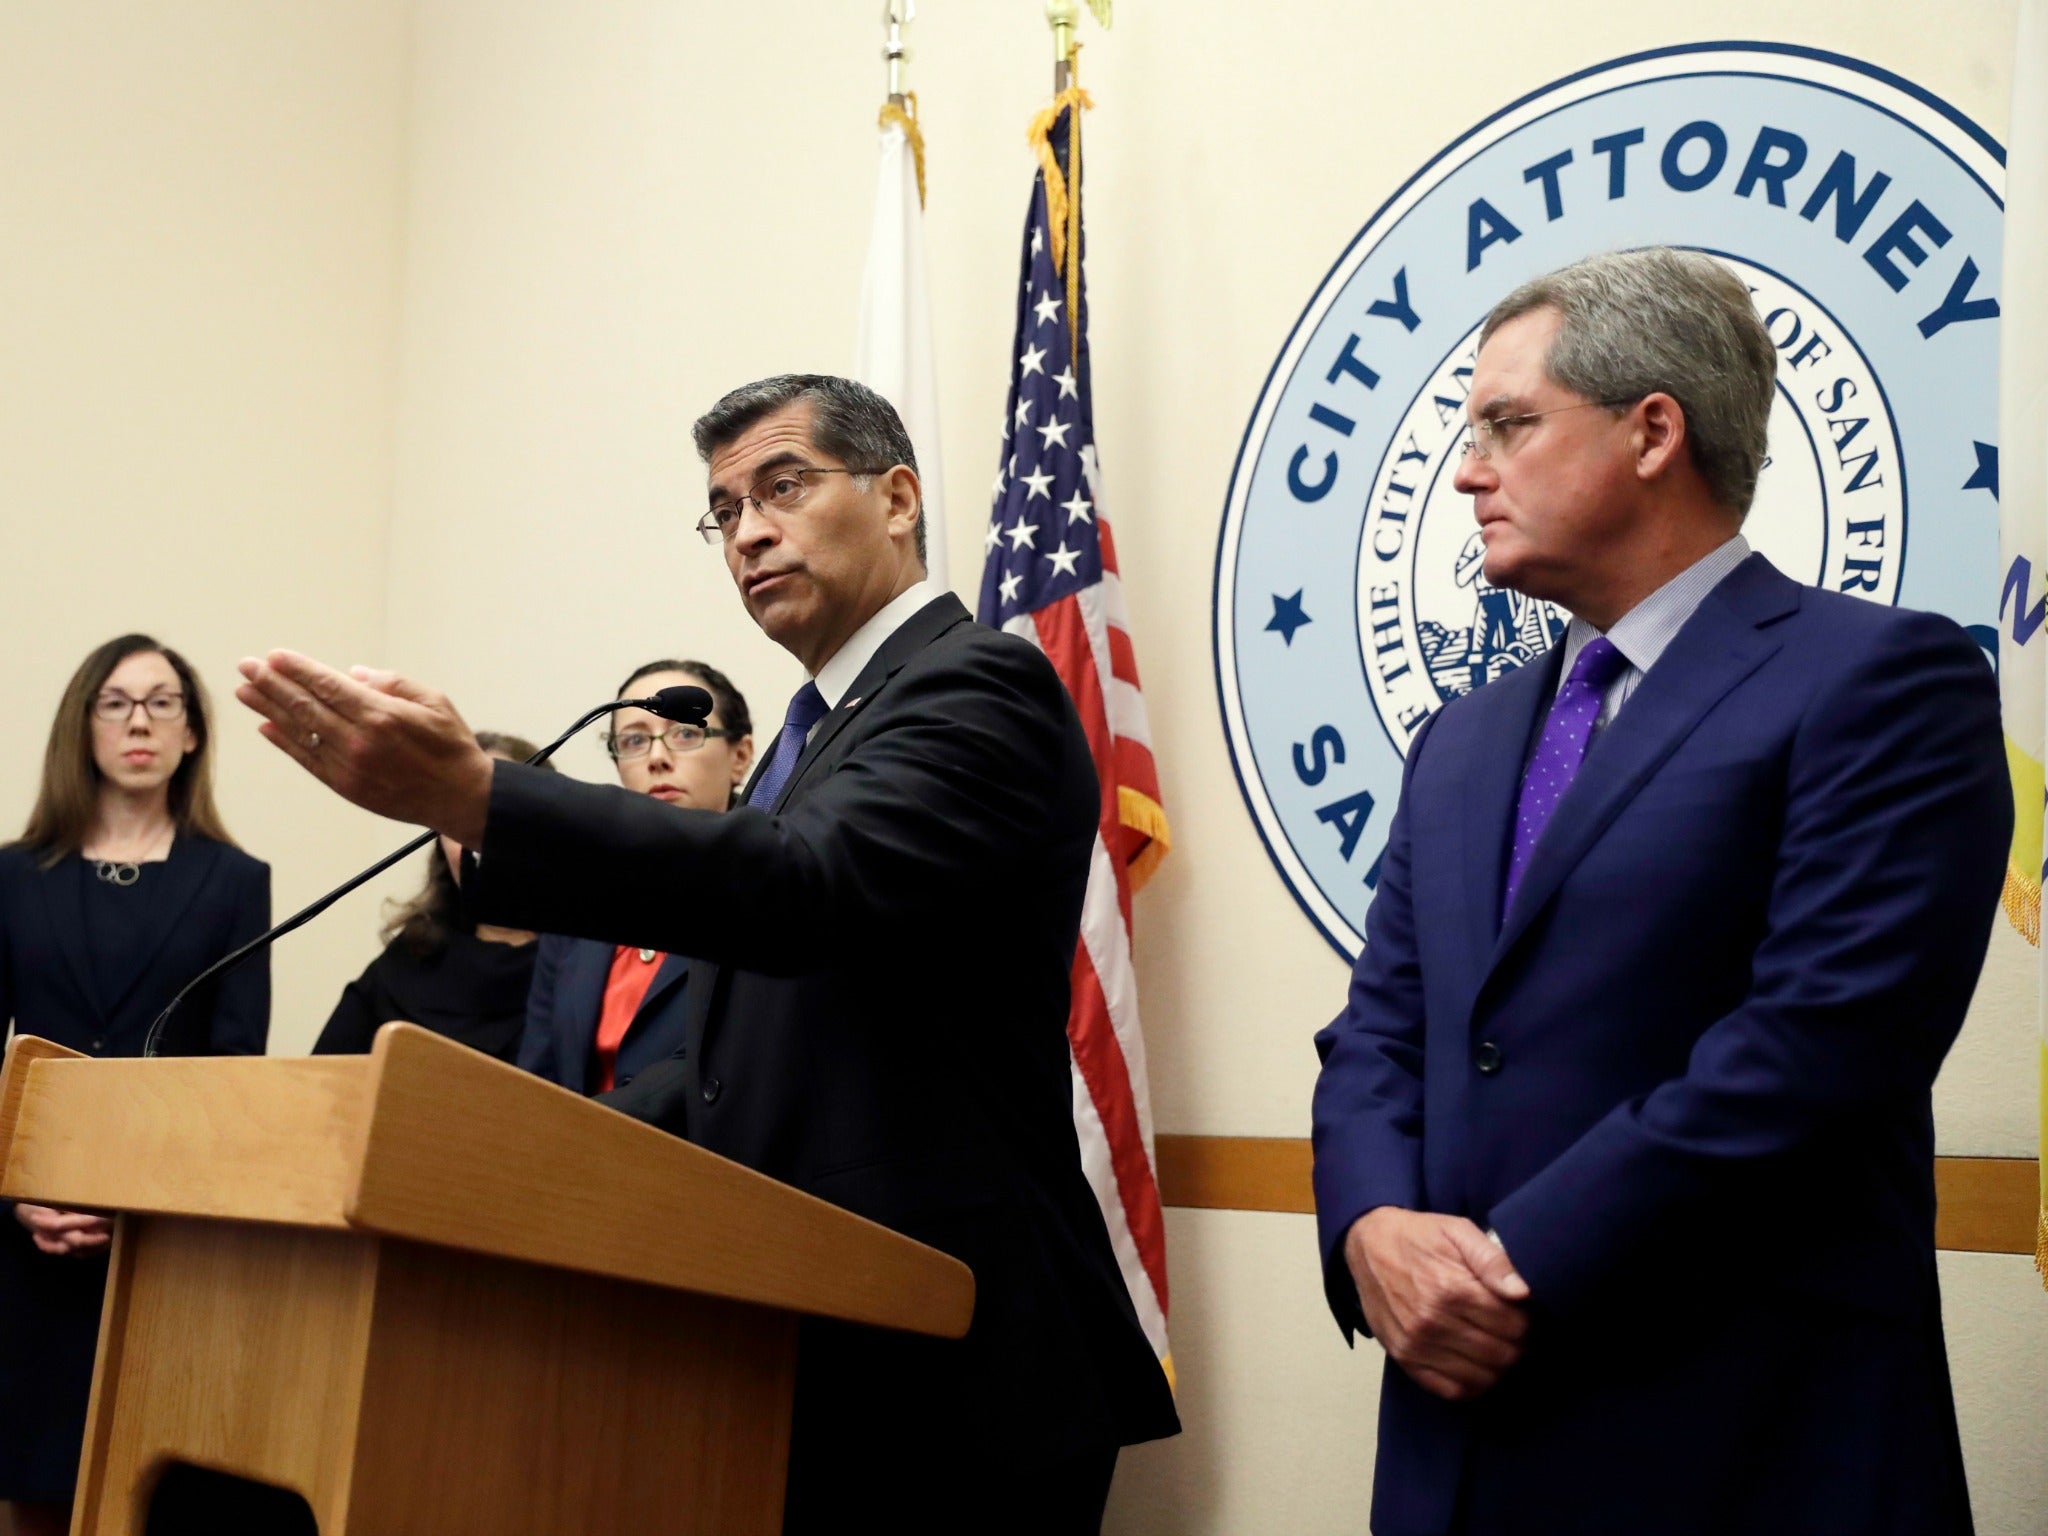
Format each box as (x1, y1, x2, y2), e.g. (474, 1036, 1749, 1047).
(1046, 0, 1110, 90)
(1048, 0, 1078, 91)
(883, 0, 911, 105)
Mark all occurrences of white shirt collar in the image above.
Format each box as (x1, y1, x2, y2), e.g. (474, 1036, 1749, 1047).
(812, 577, 944, 709)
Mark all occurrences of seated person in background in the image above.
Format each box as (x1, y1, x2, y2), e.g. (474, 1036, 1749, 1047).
(312, 731, 549, 1061)
(518, 660, 752, 1093)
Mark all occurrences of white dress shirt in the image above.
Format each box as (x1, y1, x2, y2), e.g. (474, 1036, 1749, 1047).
(810, 577, 945, 721)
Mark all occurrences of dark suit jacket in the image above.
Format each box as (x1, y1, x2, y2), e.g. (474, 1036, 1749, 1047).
(1311, 556, 2008, 1536)
(0, 833, 270, 1499)
(517, 933, 691, 1093)
(0, 834, 270, 1058)
(469, 594, 1178, 1502)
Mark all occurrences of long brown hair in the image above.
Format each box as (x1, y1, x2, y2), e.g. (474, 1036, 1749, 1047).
(19, 634, 237, 868)
(380, 731, 550, 956)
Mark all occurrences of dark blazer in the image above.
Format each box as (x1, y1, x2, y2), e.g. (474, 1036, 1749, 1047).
(314, 930, 538, 1063)
(0, 833, 270, 1500)
(517, 934, 692, 1093)
(1311, 555, 2009, 1536)
(469, 593, 1178, 1513)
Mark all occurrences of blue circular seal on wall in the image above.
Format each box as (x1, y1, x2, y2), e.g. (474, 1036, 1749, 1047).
(1214, 42, 2006, 960)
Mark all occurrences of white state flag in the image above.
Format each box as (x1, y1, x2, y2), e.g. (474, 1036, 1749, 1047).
(855, 114, 949, 592)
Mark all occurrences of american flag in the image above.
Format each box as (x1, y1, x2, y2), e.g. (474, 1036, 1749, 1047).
(978, 99, 1173, 1378)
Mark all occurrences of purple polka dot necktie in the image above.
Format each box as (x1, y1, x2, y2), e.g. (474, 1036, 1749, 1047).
(747, 681, 827, 810)
(1502, 636, 1629, 920)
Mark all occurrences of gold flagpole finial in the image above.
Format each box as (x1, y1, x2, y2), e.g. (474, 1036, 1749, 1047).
(1046, 0, 1110, 92)
(883, 0, 915, 104)
(1047, 0, 1081, 67)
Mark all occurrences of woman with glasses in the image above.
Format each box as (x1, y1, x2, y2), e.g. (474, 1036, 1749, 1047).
(311, 732, 554, 1063)
(0, 634, 270, 1536)
(517, 659, 752, 1094)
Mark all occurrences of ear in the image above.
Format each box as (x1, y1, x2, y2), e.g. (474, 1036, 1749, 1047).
(729, 733, 756, 785)
(1633, 392, 1689, 485)
(880, 465, 922, 541)
(181, 724, 199, 757)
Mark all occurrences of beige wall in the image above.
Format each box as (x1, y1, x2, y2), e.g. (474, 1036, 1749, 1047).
(0, 1, 415, 1054)
(4, 2, 2044, 1530)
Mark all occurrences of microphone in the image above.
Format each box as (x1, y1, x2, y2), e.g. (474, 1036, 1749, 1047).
(141, 686, 713, 1058)
(639, 685, 715, 725)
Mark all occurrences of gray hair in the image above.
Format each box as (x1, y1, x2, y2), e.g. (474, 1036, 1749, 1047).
(1479, 247, 1777, 516)
(692, 374, 926, 565)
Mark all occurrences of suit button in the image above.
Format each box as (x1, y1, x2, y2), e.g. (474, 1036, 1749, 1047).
(91, 1038, 105, 1053)
(1475, 1042, 1504, 1075)
(702, 1077, 722, 1104)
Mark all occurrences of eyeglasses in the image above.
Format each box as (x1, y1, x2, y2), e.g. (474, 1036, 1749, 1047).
(1459, 399, 1639, 461)
(94, 691, 186, 722)
(605, 723, 740, 760)
(697, 465, 887, 544)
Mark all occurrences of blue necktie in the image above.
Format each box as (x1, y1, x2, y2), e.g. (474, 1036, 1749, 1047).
(747, 681, 828, 809)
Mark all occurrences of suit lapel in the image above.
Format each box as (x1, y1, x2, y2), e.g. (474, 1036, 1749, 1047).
(770, 593, 972, 813)
(1489, 556, 1798, 966)
(633, 952, 690, 1026)
(1459, 646, 1565, 964)
(700, 593, 973, 1066)
(102, 837, 222, 1018)
(48, 856, 105, 1021)
(558, 940, 613, 1094)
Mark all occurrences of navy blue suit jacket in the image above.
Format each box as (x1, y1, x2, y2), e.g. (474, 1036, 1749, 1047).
(516, 933, 692, 1094)
(1311, 556, 2008, 1536)
(0, 834, 270, 1060)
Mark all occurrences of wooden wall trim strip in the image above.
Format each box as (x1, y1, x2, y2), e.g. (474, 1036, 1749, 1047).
(1154, 1136, 2040, 1256)
(1932, 1156, 2041, 1255)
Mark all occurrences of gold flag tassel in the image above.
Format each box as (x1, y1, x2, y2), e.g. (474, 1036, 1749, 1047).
(878, 91, 927, 210)
(1027, 73, 1092, 370)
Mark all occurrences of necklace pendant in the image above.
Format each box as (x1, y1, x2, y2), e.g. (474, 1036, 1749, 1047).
(95, 860, 140, 887)
(638, 948, 657, 964)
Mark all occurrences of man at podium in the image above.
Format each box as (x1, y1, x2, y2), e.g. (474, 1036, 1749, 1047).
(236, 374, 1179, 1532)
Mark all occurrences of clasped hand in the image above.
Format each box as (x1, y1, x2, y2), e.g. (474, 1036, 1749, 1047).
(1344, 1206, 1531, 1402)
(235, 651, 495, 846)
(13, 1203, 111, 1257)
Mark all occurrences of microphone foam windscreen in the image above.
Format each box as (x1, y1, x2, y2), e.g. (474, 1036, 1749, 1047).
(645, 685, 713, 725)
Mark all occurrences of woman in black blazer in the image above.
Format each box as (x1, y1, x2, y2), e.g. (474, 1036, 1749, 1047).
(313, 731, 551, 1062)
(519, 659, 751, 1094)
(0, 635, 270, 1536)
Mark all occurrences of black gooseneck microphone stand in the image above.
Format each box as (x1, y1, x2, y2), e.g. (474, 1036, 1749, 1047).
(140, 685, 713, 1058)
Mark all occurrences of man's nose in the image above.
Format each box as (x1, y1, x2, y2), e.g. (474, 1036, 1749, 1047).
(731, 498, 778, 556)
(1453, 448, 1494, 495)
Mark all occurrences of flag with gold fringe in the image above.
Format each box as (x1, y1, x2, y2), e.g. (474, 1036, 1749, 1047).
(977, 84, 1175, 1378)
(855, 89, 950, 591)
(1996, 0, 2048, 1283)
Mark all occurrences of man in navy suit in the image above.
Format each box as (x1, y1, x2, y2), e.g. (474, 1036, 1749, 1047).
(1311, 247, 2009, 1536)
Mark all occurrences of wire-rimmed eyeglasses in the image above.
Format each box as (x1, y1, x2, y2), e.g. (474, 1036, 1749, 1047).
(697, 465, 888, 544)
(1459, 399, 1639, 461)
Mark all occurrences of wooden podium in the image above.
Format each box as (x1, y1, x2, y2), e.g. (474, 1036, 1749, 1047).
(0, 1026, 975, 1536)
